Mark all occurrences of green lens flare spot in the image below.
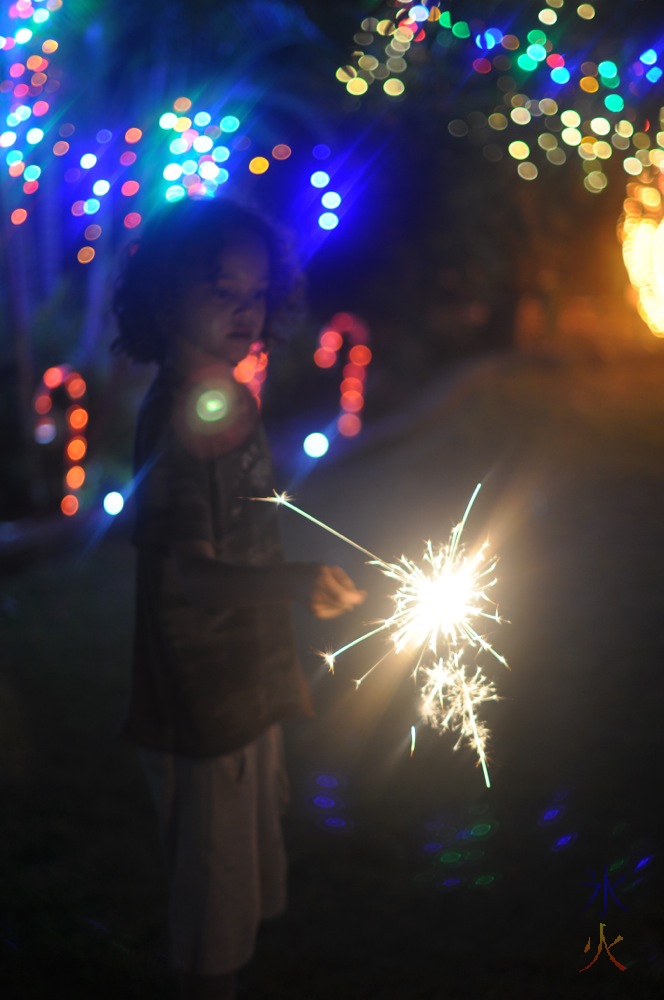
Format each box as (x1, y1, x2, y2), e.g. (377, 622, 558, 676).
(439, 851, 463, 865)
(197, 390, 228, 422)
(474, 874, 497, 887)
(470, 823, 492, 838)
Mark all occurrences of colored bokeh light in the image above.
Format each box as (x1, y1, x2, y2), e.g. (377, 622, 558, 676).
(103, 491, 125, 515)
(303, 432, 329, 458)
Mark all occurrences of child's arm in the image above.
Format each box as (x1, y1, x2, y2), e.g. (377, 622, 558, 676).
(172, 540, 366, 620)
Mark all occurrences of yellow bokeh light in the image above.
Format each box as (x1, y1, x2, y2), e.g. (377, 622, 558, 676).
(584, 170, 607, 193)
(336, 65, 356, 82)
(538, 9, 557, 25)
(561, 110, 581, 128)
(580, 76, 599, 93)
(347, 77, 369, 95)
(624, 158, 643, 176)
(590, 117, 610, 135)
(511, 107, 531, 125)
(561, 127, 582, 146)
(508, 140, 530, 160)
(248, 157, 269, 174)
(538, 98, 558, 115)
(594, 141, 612, 160)
(619, 176, 664, 336)
(376, 19, 394, 36)
(488, 113, 508, 130)
(384, 78, 405, 97)
(517, 162, 538, 180)
(173, 116, 192, 133)
(577, 4, 595, 19)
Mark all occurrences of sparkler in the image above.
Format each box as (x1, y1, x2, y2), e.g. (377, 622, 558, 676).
(255, 485, 507, 787)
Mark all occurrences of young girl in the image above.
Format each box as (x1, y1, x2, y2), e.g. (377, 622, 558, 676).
(112, 198, 365, 1000)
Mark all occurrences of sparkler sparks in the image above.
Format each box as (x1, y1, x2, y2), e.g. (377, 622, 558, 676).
(255, 485, 508, 787)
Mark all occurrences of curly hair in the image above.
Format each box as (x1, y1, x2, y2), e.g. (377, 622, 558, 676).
(111, 197, 303, 364)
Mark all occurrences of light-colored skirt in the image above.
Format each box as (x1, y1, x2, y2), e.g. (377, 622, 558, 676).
(138, 723, 289, 976)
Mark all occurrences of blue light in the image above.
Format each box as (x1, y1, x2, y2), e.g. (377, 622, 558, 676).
(318, 212, 339, 230)
(103, 492, 124, 516)
(640, 49, 657, 65)
(165, 184, 186, 202)
(83, 198, 101, 215)
(475, 31, 497, 51)
(312, 143, 330, 160)
(92, 179, 110, 196)
(646, 67, 662, 83)
(634, 854, 654, 872)
(303, 432, 329, 458)
(96, 129, 113, 144)
(312, 795, 336, 809)
(310, 170, 330, 188)
(23, 164, 41, 181)
(80, 153, 97, 170)
(551, 67, 570, 85)
(321, 190, 341, 209)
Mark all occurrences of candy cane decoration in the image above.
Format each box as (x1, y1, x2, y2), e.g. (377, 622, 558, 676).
(34, 364, 88, 515)
(313, 311, 371, 437)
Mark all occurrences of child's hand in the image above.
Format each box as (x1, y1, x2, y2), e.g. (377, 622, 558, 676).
(309, 565, 367, 620)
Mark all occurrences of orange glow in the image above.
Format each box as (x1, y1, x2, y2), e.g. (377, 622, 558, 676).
(61, 494, 79, 516)
(349, 344, 372, 366)
(77, 247, 95, 264)
(67, 406, 88, 430)
(43, 366, 65, 388)
(314, 348, 337, 369)
(10, 208, 27, 225)
(255, 352, 268, 371)
(340, 377, 364, 394)
(125, 127, 143, 144)
(34, 393, 52, 414)
(341, 390, 364, 413)
(53, 140, 69, 155)
(338, 413, 362, 437)
(66, 375, 86, 399)
(320, 330, 343, 351)
(234, 355, 257, 382)
(173, 96, 192, 112)
(65, 466, 85, 489)
(66, 437, 87, 461)
(342, 363, 365, 380)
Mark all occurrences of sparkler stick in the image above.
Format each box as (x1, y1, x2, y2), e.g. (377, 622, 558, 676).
(253, 486, 507, 787)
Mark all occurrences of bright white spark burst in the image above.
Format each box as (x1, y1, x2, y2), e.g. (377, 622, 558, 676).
(254, 485, 508, 787)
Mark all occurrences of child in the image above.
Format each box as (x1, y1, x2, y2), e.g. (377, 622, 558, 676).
(111, 198, 365, 1000)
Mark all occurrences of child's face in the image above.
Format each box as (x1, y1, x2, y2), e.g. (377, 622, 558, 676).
(174, 231, 270, 368)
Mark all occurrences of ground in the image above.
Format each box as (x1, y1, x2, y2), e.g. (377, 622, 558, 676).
(2, 346, 664, 998)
